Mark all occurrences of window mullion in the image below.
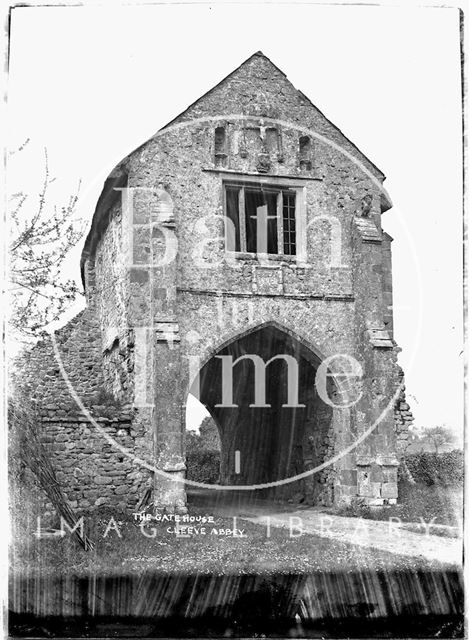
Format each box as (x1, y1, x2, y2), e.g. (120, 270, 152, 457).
(239, 187, 247, 252)
(277, 191, 284, 255)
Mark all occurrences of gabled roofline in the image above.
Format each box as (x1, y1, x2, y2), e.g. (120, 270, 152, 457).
(80, 165, 128, 287)
(80, 51, 390, 288)
(294, 88, 386, 181)
(160, 51, 285, 133)
(159, 50, 386, 181)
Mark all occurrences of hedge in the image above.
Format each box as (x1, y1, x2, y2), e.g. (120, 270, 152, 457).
(401, 450, 463, 486)
(186, 448, 464, 487)
(186, 450, 220, 484)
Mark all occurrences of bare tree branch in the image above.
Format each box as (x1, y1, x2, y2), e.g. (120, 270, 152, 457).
(8, 149, 86, 336)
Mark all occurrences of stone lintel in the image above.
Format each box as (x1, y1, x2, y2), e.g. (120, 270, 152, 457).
(42, 416, 132, 423)
(356, 456, 373, 466)
(368, 327, 394, 349)
(356, 456, 398, 467)
(157, 220, 176, 229)
(161, 462, 186, 472)
(155, 322, 180, 343)
(362, 238, 383, 245)
(376, 455, 399, 466)
(354, 216, 382, 243)
(368, 498, 385, 507)
(202, 167, 323, 182)
(177, 287, 355, 302)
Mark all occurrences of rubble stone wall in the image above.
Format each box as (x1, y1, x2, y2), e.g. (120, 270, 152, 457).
(13, 306, 153, 513)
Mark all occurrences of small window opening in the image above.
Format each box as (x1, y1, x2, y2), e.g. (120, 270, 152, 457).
(299, 136, 312, 171)
(214, 126, 227, 167)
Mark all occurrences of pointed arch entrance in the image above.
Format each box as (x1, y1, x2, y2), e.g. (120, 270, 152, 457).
(188, 323, 336, 504)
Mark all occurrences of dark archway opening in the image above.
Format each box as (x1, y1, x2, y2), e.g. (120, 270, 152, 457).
(188, 324, 334, 506)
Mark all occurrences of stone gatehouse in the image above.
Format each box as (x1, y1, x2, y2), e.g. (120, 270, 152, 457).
(18, 52, 413, 514)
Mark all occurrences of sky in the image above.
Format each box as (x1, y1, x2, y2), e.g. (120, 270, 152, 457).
(6, 2, 464, 439)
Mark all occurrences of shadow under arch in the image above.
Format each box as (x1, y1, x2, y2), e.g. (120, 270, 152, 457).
(187, 321, 337, 505)
(194, 319, 328, 374)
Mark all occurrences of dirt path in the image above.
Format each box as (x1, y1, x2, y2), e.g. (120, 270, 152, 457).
(240, 509, 462, 565)
(188, 489, 462, 566)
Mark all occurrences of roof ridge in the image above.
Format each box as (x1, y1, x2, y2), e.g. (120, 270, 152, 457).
(159, 50, 287, 132)
(157, 51, 385, 180)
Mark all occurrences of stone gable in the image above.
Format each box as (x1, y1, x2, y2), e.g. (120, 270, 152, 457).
(17, 52, 412, 514)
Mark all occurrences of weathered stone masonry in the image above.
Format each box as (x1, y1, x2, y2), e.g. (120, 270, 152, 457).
(18, 52, 414, 513)
(16, 309, 153, 512)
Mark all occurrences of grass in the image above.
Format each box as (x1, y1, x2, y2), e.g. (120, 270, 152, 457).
(9, 504, 446, 578)
(368, 482, 462, 527)
(332, 482, 462, 529)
